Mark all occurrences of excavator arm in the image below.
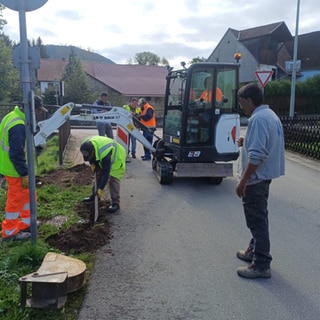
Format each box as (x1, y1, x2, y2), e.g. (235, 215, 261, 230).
(34, 103, 156, 153)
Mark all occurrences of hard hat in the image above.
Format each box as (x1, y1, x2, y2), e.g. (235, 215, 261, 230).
(138, 98, 146, 106)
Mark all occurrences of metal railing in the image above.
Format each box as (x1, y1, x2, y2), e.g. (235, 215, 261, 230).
(280, 115, 320, 160)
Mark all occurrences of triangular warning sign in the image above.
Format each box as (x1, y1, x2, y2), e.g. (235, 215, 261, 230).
(255, 71, 273, 88)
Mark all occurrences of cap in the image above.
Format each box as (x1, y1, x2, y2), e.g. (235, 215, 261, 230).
(80, 141, 94, 161)
(34, 95, 48, 112)
(138, 98, 146, 106)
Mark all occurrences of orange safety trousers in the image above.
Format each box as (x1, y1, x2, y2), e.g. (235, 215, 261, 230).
(1, 176, 34, 238)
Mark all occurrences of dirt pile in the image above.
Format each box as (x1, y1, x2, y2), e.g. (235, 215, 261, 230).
(37, 164, 112, 254)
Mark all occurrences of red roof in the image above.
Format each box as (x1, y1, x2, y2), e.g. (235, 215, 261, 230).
(38, 59, 167, 97)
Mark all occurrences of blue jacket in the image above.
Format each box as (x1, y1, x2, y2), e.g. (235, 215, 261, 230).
(239, 105, 285, 185)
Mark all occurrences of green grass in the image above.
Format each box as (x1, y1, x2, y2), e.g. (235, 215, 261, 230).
(0, 137, 94, 320)
(36, 136, 60, 175)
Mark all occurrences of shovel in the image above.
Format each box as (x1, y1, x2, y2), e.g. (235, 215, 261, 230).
(93, 171, 99, 223)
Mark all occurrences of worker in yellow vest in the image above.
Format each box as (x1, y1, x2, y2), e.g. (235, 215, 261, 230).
(80, 136, 126, 213)
(0, 96, 47, 241)
(122, 98, 141, 158)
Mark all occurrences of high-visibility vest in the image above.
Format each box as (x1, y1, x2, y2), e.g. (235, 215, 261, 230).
(199, 88, 223, 102)
(83, 136, 126, 180)
(122, 104, 141, 114)
(140, 103, 156, 127)
(123, 104, 130, 112)
(0, 106, 25, 177)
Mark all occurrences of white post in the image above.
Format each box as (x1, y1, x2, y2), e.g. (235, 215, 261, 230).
(289, 0, 300, 118)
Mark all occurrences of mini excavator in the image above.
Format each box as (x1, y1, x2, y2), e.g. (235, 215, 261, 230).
(34, 62, 240, 185)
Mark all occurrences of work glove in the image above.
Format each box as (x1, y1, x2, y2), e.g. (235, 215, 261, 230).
(90, 164, 96, 173)
(97, 188, 103, 198)
(21, 176, 29, 189)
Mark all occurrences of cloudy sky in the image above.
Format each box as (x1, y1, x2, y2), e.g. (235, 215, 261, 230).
(1, 0, 319, 68)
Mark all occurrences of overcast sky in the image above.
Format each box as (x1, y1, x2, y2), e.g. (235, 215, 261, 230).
(2, 0, 319, 68)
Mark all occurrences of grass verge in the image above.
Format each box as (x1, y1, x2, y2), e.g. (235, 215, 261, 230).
(0, 136, 94, 320)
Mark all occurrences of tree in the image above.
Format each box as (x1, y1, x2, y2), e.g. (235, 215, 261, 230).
(189, 57, 207, 64)
(0, 4, 7, 31)
(36, 37, 50, 58)
(0, 38, 20, 103)
(42, 86, 58, 105)
(62, 51, 94, 104)
(133, 51, 169, 66)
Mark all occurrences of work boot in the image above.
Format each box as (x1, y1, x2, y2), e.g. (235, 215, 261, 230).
(107, 203, 119, 213)
(236, 247, 254, 262)
(21, 221, 41, 233)
(132, 154, 136, 159)
(83, 194, 94, 203)
(237, 263, 271, 279)
(2, 231, 31, 242)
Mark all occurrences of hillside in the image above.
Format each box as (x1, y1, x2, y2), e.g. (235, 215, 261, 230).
(44, 45, 115, 63)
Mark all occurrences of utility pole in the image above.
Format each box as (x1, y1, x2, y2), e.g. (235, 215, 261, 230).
(289, 0, 301, 117)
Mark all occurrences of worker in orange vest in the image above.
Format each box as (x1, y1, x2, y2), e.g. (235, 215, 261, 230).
(199, 76, 223, 103)
(137, 98, 156, 161)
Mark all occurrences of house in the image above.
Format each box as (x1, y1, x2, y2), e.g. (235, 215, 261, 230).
(37, 59, 168, 116)
(284, 31, 320, 81)
(207, 22, 293, 83)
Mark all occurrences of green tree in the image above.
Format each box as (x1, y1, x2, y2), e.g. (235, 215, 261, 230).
(36, 37, 50, 58)
(134, 51, 169, 66)
(0, 38, 20, 103)
(62, 51, 94, 104)
(0, 4, 7, 31)
(42, 86, 58, 105)
(189, 57, 207, 64)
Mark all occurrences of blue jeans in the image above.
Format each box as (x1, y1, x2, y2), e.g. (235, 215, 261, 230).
(128, 135, 136, 155)
(242, 180, 272, 269)
(97, 122, 114, 139)
(142, 130, 153, 159)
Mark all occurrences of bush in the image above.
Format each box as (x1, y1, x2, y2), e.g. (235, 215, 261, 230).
(264, 75, 320, 115)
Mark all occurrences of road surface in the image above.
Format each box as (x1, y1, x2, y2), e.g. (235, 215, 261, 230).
(76, 129, 320, 320)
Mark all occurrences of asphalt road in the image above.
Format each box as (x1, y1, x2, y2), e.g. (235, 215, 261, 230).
(77, 131, 320, 320)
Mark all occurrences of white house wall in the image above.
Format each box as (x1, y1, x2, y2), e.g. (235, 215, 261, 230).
(207, 29, 261, 83)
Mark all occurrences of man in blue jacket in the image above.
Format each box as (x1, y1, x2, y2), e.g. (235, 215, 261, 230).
(235, 83, 285, 279)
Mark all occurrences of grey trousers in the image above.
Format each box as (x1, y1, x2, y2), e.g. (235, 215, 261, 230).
(109, 176, 120, 205)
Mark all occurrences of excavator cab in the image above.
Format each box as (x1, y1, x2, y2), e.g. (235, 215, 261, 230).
(162, 63, 240, 162)
(153, 63, 240, 184)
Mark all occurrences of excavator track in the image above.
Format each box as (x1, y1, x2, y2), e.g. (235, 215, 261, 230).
(153, 158, 173, 185)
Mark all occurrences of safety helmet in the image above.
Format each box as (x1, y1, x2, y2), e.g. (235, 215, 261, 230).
(138, 98, 146, 106)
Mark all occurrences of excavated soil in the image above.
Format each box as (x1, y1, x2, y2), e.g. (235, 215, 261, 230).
(37, 164, 112, 254)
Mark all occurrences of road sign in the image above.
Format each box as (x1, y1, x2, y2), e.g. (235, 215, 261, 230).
(0, 0, 48, 12)
(255, 70, 273, 88)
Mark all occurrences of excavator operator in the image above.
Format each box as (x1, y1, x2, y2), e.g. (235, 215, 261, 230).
(199, 76, 223, 104)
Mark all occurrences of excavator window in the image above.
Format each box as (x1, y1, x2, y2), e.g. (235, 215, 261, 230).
(186, 67, 238, 145)
(163, 63, 239, 147)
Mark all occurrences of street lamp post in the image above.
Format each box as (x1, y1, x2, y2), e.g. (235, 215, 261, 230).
(289, 0, 301, 118)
